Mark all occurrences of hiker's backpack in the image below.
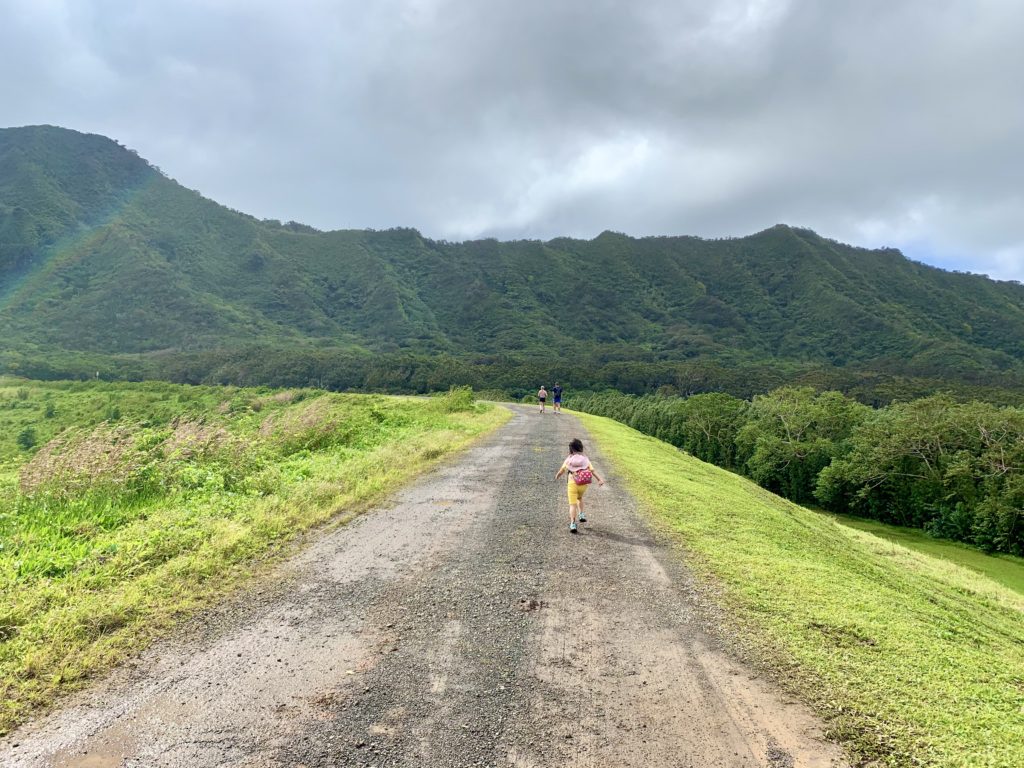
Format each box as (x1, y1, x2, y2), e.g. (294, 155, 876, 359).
(572, 467, 593, 485)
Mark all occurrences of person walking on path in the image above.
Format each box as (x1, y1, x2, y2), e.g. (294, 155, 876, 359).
(538, 386, 548, 413)
(552, 383, 563, 413)
(554, 438, 605, 533)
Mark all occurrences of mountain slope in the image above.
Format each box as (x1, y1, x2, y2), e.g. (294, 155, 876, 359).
(2, 125, 1024, 395)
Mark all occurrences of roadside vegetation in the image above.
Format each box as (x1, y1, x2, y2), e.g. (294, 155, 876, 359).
(573, 389, 1024, 556)
(831, 514, 1024, 596)
(0, 378, 507, 734)
(580, 411, 1024, 767)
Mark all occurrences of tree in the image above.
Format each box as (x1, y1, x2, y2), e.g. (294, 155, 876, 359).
(816, 396, 1024, 554)
(676, 393, 748, 468)
(736, 388, 869, 502)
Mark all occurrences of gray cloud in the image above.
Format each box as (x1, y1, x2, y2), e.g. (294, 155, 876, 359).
(1, 0, 1022, 279)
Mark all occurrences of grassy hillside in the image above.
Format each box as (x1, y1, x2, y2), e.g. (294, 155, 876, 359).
(4, 126, 1024, 400)
(581, 411, 1024, 767)
(833, 515, 1024, 596)
(0, 378, 509, 734)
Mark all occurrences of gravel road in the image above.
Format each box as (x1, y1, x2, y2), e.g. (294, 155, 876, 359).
(1, 406, 848, 767)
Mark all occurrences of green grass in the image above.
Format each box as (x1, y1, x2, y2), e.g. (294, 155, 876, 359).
(0, 379, 509, 735)
(833, 514, 1024, 597)
(580, 411, 1024, 768)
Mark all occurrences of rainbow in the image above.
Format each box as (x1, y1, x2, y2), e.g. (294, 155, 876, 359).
(0, 171, 162, 313)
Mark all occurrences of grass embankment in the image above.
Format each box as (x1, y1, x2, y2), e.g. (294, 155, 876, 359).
(0, 379, 509, 734)
(833, 515, 1024, 597)
(579, 412, 1024, 768)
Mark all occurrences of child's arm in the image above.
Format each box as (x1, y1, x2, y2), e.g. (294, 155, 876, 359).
(554, 460, 567, 480)
(590, 464, 606, 485)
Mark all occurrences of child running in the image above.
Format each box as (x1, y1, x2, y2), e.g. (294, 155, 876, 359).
(554, 438, 605, 533)
(538, 386, 548, 413)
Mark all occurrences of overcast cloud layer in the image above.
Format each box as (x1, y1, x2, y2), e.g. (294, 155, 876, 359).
(2, 0, 1022, 280)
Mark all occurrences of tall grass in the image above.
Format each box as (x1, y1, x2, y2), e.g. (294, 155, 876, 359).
(0, 379, 508, 734)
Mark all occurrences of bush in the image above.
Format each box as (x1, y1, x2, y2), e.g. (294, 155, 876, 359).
(16, 427, 36, 450)
(437, 386, 475, 413)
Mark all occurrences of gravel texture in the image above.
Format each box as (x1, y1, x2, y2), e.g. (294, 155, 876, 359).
(0, 406, 848, 767)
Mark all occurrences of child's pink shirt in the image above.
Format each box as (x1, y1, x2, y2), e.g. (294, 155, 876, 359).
(564, 454, 590, 473)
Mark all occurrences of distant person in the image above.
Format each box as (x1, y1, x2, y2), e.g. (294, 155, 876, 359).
(538, 385, 547, 413)
(552, 383, 563, 413)
(554, 437, 605, 533)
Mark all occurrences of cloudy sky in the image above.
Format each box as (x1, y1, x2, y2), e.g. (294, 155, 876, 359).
(2, 0, 1022, 279)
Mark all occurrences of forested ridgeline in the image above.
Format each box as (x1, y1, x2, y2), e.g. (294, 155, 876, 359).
(571, 389, 1024, 555)
(6, 125, 1024, 401)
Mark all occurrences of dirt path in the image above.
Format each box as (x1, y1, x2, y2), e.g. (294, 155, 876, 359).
(1, 406, 848, 767)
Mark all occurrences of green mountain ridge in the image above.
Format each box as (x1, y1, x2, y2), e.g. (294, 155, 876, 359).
(2, 125, 1024, 398)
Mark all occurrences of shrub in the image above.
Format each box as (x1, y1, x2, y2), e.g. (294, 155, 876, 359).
(16, 427, 37, 450)
(437, 386, 475, 413)
(260, 396, 379, 454)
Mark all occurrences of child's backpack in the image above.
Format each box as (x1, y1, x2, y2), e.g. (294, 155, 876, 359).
(572, 467, 593, 485)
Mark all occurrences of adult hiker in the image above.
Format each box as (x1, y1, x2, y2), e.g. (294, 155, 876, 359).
(552, 382, 563, 413)
(554, 437, 605, 533)
(538, 385, 548, 413)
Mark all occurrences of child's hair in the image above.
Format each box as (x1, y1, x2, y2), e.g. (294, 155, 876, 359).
(569, 438, 584, 454)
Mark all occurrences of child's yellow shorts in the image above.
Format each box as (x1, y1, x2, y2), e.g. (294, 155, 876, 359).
(567, 481, 588, 505)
